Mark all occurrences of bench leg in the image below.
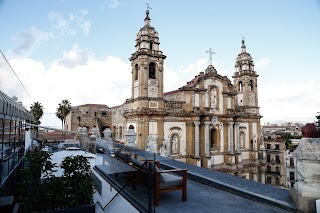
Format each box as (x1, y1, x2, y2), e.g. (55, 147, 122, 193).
(182, 187, 187, 201)
(155, 192, 160, 206)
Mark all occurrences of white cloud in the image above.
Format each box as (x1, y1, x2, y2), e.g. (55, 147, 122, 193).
(259, 81, 320, 123)
(48, 10, 91, 36)
(7, 45, 317, 126)
(164, 59, 233, 92)
(10, 45, 131, 115)
(255, 57, 271, 70)
(11, 27, 52, 56)
(109, 0, 118, 8)
(57, 43, 91, 68)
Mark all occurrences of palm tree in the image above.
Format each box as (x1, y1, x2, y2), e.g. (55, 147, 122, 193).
(56, 99, 71, 141)
(30, 102, 44, 136)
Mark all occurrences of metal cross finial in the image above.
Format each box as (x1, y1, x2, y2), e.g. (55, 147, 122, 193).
(147, 3, 152, 10)
(242, 34, 245, 41)
(206, 48, 215, 65)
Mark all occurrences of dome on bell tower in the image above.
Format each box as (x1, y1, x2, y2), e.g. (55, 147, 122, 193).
(129, 8, 166, 62)
(233, 39, 257, 78)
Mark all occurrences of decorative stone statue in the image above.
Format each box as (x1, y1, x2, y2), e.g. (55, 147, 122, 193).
(146, 135, 157, 153)
(103, 128, 112, 140)
(171, 134, 178, 154)
(90, 125, 99, 139)
(82, 126, 88, 135)
(77, 126, 82, 133)
(160, 139, 168, 157)
(252, 139, 257, 151)
(125, 125, 137, 148)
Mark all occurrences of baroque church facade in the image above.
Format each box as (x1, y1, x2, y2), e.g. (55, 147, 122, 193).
(67, 9, 266, 182)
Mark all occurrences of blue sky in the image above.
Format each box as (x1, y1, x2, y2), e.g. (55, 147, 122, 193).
(0, 0, 319, 126)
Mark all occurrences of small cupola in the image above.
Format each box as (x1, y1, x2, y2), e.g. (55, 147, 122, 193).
(234, 38, 257, 77)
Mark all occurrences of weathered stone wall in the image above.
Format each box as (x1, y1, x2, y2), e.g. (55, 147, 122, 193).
(67, 106, 111, 133)
(111, 105, 126, 142)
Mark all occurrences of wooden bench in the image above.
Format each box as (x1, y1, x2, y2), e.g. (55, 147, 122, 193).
(129, 158, 187, 206)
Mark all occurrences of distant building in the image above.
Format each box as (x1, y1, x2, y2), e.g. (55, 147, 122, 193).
(285, 138, 300, 188)
(262, 124, 303, 138)
(264, 137, 286, 187)
(65, 104, 111, 135)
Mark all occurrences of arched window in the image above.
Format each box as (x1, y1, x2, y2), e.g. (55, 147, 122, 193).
(238, 81, 243, 92)
(249, 80, 254, 91)
(210, 128, 218, 150)
(119, 126, 123, 138)
(113, 126, 116, 138)
(150, 42, 153, 50)
(134, 64, 138, 81)
(149, 62, 156, 79)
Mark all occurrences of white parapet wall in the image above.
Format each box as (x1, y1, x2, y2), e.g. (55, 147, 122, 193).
(290, 137, 320, 213)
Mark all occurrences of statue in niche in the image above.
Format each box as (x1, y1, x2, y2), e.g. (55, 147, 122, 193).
(240, 131, 245, 148)
(252, 134, 258, 151)
(252, 139, 257, 150)
(171, 134, 179, 154)
(210, 87, 217, 108)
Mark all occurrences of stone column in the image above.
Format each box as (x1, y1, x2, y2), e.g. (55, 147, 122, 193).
(228, 122, 234, 153)
(193, 121, 200, 158)
(253, 172, 258, 182)
(204, 121, 211, 157)
(234, 122, 240, 152)
(261, 172, 265, 184)
(220, 123, 224, 152)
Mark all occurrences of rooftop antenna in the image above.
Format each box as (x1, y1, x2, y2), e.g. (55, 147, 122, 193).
(206, 48, 215, 66)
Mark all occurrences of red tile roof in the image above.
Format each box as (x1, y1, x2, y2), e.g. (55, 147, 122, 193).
(164, 90, 180, 95)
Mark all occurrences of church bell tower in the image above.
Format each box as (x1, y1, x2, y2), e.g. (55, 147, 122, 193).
(129, 8, 166, 110)
(233, 39, 259, 115)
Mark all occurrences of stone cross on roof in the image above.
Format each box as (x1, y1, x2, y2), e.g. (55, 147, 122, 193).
(206, 48, 215, 65)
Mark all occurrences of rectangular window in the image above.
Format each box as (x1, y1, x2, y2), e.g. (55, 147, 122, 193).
(290, 158, 294, 167)
(267, 144, 271, 149)
(276, 155, 280, 163)
(275, 145, 279, 150)
(267, 155, 270, 162)
(101, 112, 107, 116)
(290, 172, 295, 180)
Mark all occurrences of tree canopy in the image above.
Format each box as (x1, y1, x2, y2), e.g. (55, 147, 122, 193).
(30, 102, 44, 125)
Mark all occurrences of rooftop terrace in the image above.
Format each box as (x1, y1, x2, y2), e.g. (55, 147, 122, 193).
(94, 139, 296, 213)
